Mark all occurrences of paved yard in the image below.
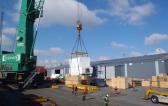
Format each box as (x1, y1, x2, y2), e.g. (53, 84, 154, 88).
(0, 84, 167, 106)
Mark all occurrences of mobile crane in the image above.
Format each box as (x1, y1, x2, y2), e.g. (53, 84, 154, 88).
(0, 0, 45, 88)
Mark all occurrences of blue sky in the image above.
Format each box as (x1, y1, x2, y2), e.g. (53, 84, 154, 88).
(0, 0, 168, 66)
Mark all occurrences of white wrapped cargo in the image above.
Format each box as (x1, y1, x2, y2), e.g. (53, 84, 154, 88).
(69, 56, 92, 75)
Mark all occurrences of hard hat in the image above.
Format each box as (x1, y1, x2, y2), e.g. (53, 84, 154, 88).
(106, 94, 109, 97)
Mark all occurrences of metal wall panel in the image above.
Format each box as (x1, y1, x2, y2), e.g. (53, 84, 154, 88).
(158, 60, 166, 73)
(106, 66, 115, 79)
(97, 66, 105, 79)
(127, 61, 156, 79)
(96, 65, 115, 79)
(165, 60, 168, 73)
(115, 65, 125, 77)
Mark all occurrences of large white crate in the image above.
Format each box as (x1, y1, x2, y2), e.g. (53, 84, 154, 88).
(69, 57, 92, 75)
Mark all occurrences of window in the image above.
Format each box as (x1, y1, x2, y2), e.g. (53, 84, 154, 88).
(85, 68, 90, 74)
(55, 69, 60, 74)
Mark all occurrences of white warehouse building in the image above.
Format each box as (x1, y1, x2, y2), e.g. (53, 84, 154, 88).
(91, 53, 168, 79)
(47, 53, 168, 79)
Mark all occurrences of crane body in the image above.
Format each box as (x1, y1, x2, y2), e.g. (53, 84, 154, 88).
(0, 0, 44, 85)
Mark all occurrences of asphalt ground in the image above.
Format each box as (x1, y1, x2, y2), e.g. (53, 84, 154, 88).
(0, 85, 168, 106)
(23, 86, 167, 106)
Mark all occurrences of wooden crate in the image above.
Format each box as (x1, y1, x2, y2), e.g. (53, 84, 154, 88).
(159, 82, 168, 88)
(106, 80, 112, 87)
(141, 81, 150, 87)
(152, 76, 159, 82)
(152, 73, 168, 82)
(159, 73, 167, 77)
(65, 75, 81, 85)
(164, 76, 168, 81)
(111, 77, 129, 89)
(80, 75, 89, 80)
(65, 75, 80, 80)
(152, 81, 159, 87)
(65, 80, 80, 85)
(159, 76, 168, 81)
(118, 77, 128, 89)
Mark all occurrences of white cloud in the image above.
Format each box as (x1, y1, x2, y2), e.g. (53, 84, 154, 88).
(129, 51, 144, 57)
(96, 0, 154, 25)
(109, 0, 130, 16)
(145, 33, 168, 45)
(127, 3, 154, 24)
(98, 56, 111, 61)
(50, 48, 64, 55)
(154, 48, 166, 54)
(34, 47, 64, 56)
(129, 48, 167, 56)
(8, 0, 21, 23)
(3, 27, 16, 35)
(0, 35, 12, 46)
(91, 56, 112, 61)
(37, 59, 59, 67)
(111, 41, 127, 48)
(42, 0, 106, 26)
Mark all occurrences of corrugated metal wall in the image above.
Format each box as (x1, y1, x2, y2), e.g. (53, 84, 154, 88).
(97, 66, 105, 79)
(115, 65, 125, 77)
(165, 60, 168, 73)
(158, 60, 166, 73)
(96, 60, 167, 79)
(97, 66, 115, 79)
(106, 66, 115, 79)
(127, 61, 156, 79)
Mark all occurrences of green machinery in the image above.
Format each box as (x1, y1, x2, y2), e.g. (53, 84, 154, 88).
(0, 0, 44, 83)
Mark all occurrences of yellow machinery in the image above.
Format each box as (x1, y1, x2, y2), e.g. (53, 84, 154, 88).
(23, 95, 57, 106)
(144, 88, 168, 104)
(66, 84, 99, 92)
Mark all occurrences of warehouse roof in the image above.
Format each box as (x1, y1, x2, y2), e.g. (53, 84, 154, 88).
(48, 53, 168, 69)
(91, 53, 168, 66)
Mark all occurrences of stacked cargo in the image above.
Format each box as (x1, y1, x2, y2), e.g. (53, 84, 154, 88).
(69, 57, 92, 76)
(65, 74, 91, 85)
(151, 76, 160, 87)
(80, 75, 90, 80)
(107, 77, 145, 89)
(108, 77, 131, 89)
(141, 81, 150, 87)
(65, 75, 81, 85)
(158, 73, 168, 88)
(141, 73, 168, 88)
(106, 80, 112, 87)
(112, 77, 129, 89)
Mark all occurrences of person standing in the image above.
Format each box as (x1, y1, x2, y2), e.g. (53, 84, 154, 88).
(104, 94, 109, 106)
(72, 84, 75, 94)
(82, 86, 88, 101)
(75, 86, 78, 96)
(132, 80, 136, 91)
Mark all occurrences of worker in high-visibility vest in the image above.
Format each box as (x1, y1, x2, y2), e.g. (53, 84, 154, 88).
(82, 86, 88, 101)
(103, 94, 109, 106)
